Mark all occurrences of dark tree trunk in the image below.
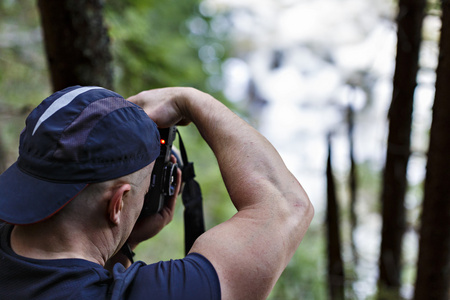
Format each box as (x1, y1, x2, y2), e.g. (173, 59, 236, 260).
(326, 137, 345, 300)
(347, 105, 358, 264)
(37, 0, 113, 92)
(414, 2, 450, 299)
(378, 0, 426, 297)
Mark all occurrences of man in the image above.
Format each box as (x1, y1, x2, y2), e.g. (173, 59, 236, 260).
(0, 86, 313, 299)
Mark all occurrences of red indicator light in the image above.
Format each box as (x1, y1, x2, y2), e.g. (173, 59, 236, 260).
(160, 139, 166, 145)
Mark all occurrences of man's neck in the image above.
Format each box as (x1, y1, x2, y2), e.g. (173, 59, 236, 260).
(10, 223, 110, 266)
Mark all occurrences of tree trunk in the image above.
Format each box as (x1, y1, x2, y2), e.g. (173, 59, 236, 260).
(347, 104, 358, 264)
(414, 2, 450, 299)
(378, 0, 426, 297)
(37, 0, 113, 91)
(326, 137, 345, 300)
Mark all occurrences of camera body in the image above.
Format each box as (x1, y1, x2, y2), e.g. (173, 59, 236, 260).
(140, 126, 178, 217)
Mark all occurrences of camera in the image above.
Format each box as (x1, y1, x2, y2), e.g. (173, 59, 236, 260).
(140, 126, 178, 217)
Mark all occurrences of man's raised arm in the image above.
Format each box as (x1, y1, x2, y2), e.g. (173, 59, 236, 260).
(128, 87, 314, 299)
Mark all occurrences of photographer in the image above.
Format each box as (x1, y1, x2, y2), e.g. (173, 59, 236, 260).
(0, 86, 313, 299)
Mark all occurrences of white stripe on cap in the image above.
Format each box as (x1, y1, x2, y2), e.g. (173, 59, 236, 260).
(32, 86, 101, 136)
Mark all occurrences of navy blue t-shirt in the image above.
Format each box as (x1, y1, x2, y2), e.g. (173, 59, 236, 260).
(0, 224, 221, 299)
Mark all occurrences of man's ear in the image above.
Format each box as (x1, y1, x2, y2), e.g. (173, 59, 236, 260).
(108, 184, 131, 225)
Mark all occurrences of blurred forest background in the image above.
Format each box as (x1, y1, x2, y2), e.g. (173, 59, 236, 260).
(0, 0, 449, 299)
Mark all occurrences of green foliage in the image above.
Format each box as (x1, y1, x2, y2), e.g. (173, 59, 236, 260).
(105, 0, 228, 98)
(0, 0, 51, 166)
(427, 0, 441, 15)
(0, 0, 50, 108)
(269, 226, 328, 300)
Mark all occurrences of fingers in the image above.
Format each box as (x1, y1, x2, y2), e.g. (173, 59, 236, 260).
(127, 88, 192, 128)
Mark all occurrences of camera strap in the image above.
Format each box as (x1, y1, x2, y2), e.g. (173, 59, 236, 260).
(177, 130, 206, 256)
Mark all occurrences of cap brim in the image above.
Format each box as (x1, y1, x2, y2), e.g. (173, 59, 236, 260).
(0, 162, 88, 225)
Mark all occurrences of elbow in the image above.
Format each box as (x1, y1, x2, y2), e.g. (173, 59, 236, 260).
(281, 189, 314, 231)
(288, 185, 314, 216)
(284, 177, 314, 222)
(273, 190, 314, 266)
(298, 192, 314, 222)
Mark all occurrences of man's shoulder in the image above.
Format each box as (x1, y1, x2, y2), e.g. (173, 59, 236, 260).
(113, 253, 221, 300)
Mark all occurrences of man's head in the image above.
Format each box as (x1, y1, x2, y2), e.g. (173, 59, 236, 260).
(0, 86, 160, 225)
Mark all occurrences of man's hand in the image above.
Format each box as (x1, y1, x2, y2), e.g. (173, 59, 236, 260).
(127, 155, 182, 249)
(128, 87, 196, 128)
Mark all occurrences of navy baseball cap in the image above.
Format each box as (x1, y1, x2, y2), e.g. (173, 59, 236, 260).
(0, 86, 160, 225)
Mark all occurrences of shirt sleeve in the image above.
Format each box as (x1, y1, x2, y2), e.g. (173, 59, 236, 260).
(122, 253, 221, 300)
